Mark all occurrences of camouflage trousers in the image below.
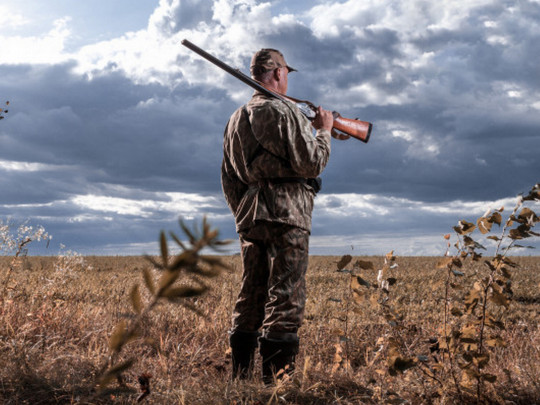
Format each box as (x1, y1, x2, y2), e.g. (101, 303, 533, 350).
(231, 221, 310, 342)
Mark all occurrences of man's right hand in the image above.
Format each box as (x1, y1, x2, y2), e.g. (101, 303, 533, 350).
(312, 106, 334, 132)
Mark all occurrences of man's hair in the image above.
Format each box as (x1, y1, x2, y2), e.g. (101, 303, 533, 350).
(253, 69, 274, 83)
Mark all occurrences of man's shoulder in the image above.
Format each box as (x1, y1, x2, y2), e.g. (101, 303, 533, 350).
(248, 94, 298, 118)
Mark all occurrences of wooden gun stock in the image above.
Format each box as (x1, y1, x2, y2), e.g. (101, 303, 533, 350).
(181, 38, 373, 143)
(333, 114, 372, 143)
(281, 94, 372, 143)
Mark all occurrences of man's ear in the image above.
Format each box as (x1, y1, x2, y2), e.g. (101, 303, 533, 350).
(273, 68, 281, 82)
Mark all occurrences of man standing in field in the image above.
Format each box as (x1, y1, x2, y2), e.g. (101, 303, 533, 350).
(221, 48, 333, 383)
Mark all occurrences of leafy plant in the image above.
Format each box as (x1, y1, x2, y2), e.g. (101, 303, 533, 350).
(1, 220, 50, 300)
(333, 184, 539, 403)
(434, 183, 540, 401)
(96, 218, 230, 397)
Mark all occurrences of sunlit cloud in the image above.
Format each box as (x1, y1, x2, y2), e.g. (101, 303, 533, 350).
(71, 192, 224, 218)
(0, 18, 72, 65)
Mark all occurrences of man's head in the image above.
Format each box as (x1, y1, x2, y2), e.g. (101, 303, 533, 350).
(250, 48, 296, 94)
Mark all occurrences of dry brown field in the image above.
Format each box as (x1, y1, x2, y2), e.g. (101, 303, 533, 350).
(1, 254, 539, 404)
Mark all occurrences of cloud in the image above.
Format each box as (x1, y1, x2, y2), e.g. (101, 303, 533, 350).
(0, 18, 72, 65)
(0, 5, 29, 29)
(0, 0, 539, 256)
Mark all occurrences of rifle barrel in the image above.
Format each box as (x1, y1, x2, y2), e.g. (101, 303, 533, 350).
(181, 39, 283, 102)
(181, 39, 373, 143)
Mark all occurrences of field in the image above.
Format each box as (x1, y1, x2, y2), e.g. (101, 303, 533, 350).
(0, 253, 539, 405)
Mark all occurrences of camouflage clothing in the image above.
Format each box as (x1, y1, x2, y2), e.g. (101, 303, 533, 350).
(233, 222, 310, 338)
(222, 91, 331, 340)
(221, 92, 331, 233)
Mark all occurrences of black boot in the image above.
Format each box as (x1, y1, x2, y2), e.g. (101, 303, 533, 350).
(260, 337, 299, 385)
(229, 330, 259, 380)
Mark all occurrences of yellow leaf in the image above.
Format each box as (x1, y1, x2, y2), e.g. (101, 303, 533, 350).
(97, 358, 135, 389)
(477, 217, 493, 234)
(486, 337, 506, 348)
(352, 290, 365, 305)
(109, 320, 127, 352)
(354, 260, 374, 270)
(161, 285, 207, 301)
(490, 288, 509, 308)
(437, 257, 453, 269)
(158, 269, 180, 292)
(130, 285, 143, 314)
(142, 267, 156, 295)
(160, 231, 168, 268)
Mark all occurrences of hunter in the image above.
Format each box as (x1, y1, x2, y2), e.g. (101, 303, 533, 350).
(221, 47, 333, 383)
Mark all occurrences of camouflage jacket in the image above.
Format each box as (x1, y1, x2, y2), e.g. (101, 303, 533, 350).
(221, 92, 331, 233)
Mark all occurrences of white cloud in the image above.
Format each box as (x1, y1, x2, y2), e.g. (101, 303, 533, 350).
(71, 192, 223, 218)
(309, 233, 448, 256)
(0, 18, 72, 65)
(0, 6, 29, 29)
(73, 0, 307, 88)
(316, 193, 520, 220)
(307, 0, 492, 39)
(0, 160, 65, 172)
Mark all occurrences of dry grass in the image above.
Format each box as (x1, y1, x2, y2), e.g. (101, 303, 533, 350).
(1, 255, 539, 404)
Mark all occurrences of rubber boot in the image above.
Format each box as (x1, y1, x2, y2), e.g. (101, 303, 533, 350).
(229, 330, 259, 380)
(260, 337, 299, 385)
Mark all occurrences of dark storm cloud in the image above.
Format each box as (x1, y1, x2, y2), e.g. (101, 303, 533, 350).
(1, 0, 538, 256)
(0, 60, 235, 253)
(291, 2, 540, 206)
(0, 63, 231, 194)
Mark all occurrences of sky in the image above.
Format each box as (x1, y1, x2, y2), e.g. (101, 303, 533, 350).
(0, 0, 539, 257)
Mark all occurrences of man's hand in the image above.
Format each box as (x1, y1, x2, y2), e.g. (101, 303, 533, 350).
(312, 106, 333, 132)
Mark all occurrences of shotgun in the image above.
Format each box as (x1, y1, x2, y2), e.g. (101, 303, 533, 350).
(181, 39, 373, 143)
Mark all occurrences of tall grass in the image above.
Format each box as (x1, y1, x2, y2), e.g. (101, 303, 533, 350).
(0, 186, 538, 404)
